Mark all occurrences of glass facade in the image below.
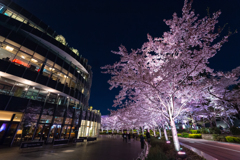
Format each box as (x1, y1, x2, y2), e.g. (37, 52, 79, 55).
(0, 0, 101, 147)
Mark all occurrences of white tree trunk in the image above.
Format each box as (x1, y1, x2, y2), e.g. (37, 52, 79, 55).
(170, 119, 180, 151)
(159, 128, 161, 138)
(132, 129, 134, 133)
(137, 130, 139, 135)
(163, 126, 168, 141)
(142, 126, 144, 135)
(153, 128, 156, 136)
(122, 129, 123, 133)
(101, 128, 103, 132)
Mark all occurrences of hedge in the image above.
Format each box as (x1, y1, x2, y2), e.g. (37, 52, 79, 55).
(189, 134, 202, 138)
(190, 130, 198, 134)
(225, 136, 240, 143)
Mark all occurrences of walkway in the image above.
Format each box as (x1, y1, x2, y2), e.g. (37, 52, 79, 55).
(179, 138, 240, 160)
(0, 135, 142, 160)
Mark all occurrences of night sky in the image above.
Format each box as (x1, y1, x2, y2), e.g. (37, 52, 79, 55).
(13, 0, 240, 115)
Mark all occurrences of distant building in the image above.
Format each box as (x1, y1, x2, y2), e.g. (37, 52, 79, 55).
(0, 0, 101, 146)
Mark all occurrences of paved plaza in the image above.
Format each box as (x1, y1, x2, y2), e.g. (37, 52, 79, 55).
(0, 135, 141, 160)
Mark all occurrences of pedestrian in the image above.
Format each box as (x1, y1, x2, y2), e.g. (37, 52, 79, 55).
(122, 133, 124, 142)
(146, 131, 151, 144)
(132, 134, 135, 140)
(128, 133, 131, 143)
(140, 135, 144, 149)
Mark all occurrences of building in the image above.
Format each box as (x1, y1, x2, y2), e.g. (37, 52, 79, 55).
(0, 0, 101, 146)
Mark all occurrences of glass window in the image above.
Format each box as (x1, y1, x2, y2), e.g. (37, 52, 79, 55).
(15, 15, 25, 22)
(2, 43, 18, 55)
(25, 87, 39, 100)
(65, 118, 72, 125)
(54, 117, 63, 124)
(5, 39, 21, 48)
(4, 9, 13, 17)
(46, 59, 54, 68)
(12, 83, 28, 98)
(0, 77, 14, 95)
(36, 90, 48, 102)
(33, 53, 45, 62)
(0, 36, 5, 42)
(47, 93, 57, 104)
(40, 115, 52, 123)
(20, 46, 34, 56)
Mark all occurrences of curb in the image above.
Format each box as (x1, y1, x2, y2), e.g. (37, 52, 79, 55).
(180, 142, 218, 160)
(179, 137, 240, 146)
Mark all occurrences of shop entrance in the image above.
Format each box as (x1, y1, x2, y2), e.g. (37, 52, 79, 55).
(0, 111, 23, 146)
(34, 123, 51, 142)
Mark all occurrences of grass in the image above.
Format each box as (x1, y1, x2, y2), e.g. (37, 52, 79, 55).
(146, 137, 206, 160)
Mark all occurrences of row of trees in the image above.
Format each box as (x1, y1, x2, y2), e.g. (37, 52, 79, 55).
(101, 0, 239, 151)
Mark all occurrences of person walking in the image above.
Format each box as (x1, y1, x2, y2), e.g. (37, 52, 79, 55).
(146, 131, 151, 144)
(140, 135, 145, 149)
(122, 132, 124, 142)
(128, 133, 131, 143)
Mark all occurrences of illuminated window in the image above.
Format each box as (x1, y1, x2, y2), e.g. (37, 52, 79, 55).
(5, 45, 14, 52)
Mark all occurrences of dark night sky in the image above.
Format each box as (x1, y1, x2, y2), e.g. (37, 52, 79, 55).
(12, 0, 240, 115)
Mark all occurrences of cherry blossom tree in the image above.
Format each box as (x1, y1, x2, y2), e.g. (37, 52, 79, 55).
(102, 0, 230, 151)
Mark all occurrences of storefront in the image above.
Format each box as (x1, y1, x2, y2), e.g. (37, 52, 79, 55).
(0, 111, 23, 146)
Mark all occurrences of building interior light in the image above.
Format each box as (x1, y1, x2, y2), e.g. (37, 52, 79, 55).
(31, 58, 38, 62)
(24, 88, 28, 90)
(32, 87, 35, 89)
(21, 56, 25, 59)
(6, 45, 14, 51)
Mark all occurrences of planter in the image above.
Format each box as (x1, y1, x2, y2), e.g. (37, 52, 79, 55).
(202, 134, 214, 140)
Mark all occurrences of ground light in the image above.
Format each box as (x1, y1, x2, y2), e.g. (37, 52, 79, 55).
(158, 137, 161, 139)
(166, 140, 171, 144)
(177, 147, 187, 159)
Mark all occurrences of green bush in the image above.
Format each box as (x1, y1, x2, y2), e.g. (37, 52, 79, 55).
(213, 134, 226, 142)
(209, 127, 221, 134)
(177, 133, 182, 137)
(225, 136, 240, 143)
(188, 134, 202, 138)
(230, 127, 240, 135)
(190, 130, 198, 134)
(200, 127, 209, 134)
(181, 132, 189, 138)
(145, 146, 169, 160)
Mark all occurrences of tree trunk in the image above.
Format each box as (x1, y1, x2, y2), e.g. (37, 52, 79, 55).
(163, 126, 168, 141)
(158, 127, 161, 138)
(122, 129, 123, 133)
(142, 126, 144, 135)
(170, 119, 180, 151)
(153, 128, 156, 136)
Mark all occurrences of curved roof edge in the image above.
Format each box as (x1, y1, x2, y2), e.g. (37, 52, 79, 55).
(23, 30, 89, 74)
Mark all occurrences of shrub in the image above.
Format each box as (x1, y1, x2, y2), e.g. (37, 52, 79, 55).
(209, 127, 221, 134)
(212, 134, 225, 141)
(200, 127, 209, 134)
(177, 133, 182, 137)
(190, 130, 198, 134)
(145, 146, 169, 160)
(177, 129, 188, 133)
(225, 136, 240, 143)
(230, 127, 240, 135)
(181, 132, 189, 138)
(188, 134, 202, 138)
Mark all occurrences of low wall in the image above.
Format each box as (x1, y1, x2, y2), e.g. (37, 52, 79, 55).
(202, 134, 213, 140)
